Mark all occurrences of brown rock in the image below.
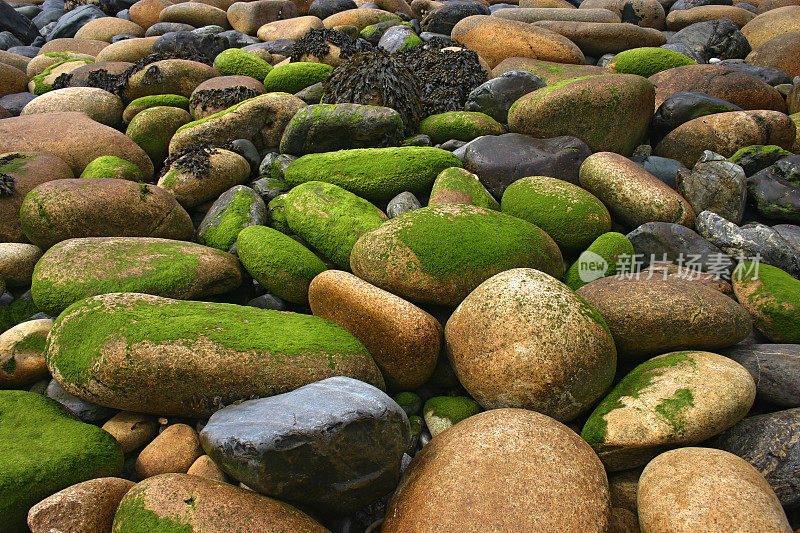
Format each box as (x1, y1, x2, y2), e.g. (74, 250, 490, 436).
(576, 276, 752, 360)
(21, 87, 124, 127)
(157, 148, 251, 208)
(129, 0, 176, 29)
(121, 59, 219, 102)
(451, 15, 585, 68)
(27, 477, 135, 533)
(608, 468, 642, 512)
(95, 36, 159, 63)
(741, 5, 800, 48)
(0, 62, 26, 98)
(39, 38, 109, 56)
(666, 5, 755, 30)
(649, 64, 787, 111)
(322, 8, 399, 29)
(74, 16, 146, 42)
(746, 31, 800, 78)
(638, 447, 792, 532)
(0, 49, 31, 73)
(581, 0, 665, 29)
(653, 110, 796, 168)
(19, 179, 193, 249)
(308, 270, 441, 390)
(0, 243, 42, 287)
(257, 15, 323, 40)
(492, 56, 611, 83)
(758, 0, 800, 13)
(227, 0, 299, 35)
(0, 319, 52, 389)
(641, 262, 734, 296)
(520, 0, 577, 6)
(102, 411, 159, 453)
(186, 455, 229, 483)
(135, 424, 204, 479)
(382, 409, 612, 532)
(494, 7, 621, 23)
(533, 20, 666, 56)
(0, 112, 155, 179)
(159, 2, 230, 28)
(189, 75, 266, 119)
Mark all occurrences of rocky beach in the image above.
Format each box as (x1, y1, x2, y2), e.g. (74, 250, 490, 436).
(0, 0, 799, 530)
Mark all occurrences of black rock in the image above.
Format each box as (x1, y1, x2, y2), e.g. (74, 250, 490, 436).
(0, 92, 37, 116)
(747, 155, 800, 223)
(6, 44, 39, 57)
(144, 22, 196, 37)
(295, 81, 324, 104)
(0, 0, 41, 45)
(199, 377, 410, 515)
(454, 133, 591, 198)
(32, 8, 64, 30)
(246, 292, 287, 311)
(230, 139, 260, 177)
(46, 379, 118, 424)
(707, 408, 800, 507)
(243, 39, 294, 56)
(719, 344, 800, 407)
(152, 30, 229, 61)
(663, 19, 750, 63)
(420, 1, 490, 35)
(14, 4, 42, 19)
(309, 0, 357, 20)
(719, 59, 792, 86)
(464, 70, 546, 124)
(627, 221, 732, 274)
(0, 31, 24, 49)
(47, 4, 106, 41)
(218, 29, 259, 48)
(651, 91, 742, 144)
(630, 154, 688, 188)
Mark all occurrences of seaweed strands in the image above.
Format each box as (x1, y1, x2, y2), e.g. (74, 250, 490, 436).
(190, 87, 258, 115)
(160, 145, 220, 180)
(289, 28, 372, 63)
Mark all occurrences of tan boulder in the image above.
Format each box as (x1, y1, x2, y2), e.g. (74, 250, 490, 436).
(158, 148, 251, 207)
(492, 7, 621, 23)
(227, 0, 299, 35)
(95, 37, 158, 63)
(608, 468, 642, 512)
(580, 0, 665, 28)
(102, 411, 159, 453)
(0, 243, 42, 287)
(492, 56, 611, 83)
(129, 0, 175, 29)
(39, 38, 109, 56)
(322, 8, 399, 29)
(533, 20, 666, 56)
(746, 31, 800, 78)
(741, 5, 800, 48)
(21, 87, 124, 127)
(135, 423, 204, 479)
(121, 59, 219, 102)
(26, 52, 94, 79)
(186, 455, 229, 483)
(257, 15, 323, 40)
(74, 17, 146, 42)
(0, 49, 30, 73)
(189, 75, 266, 119)
(67, 61, 133, 88)
(159, 1, 230, 28)
(666, 5, 756, 30)
(0, 319, 52, 389)
(0, 63, 26, 98)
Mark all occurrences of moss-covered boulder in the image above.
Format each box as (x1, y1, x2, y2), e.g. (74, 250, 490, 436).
(607, 47, 696, 78)
(423, 396, 482, 437)
(428, 167, 500, 210)
(350, 203, 564, 306)
(122, 94, 190, 124)
(125, 105, 192, 166)
(213, 48, 272, 81)
(268, 193, 291, 234)
(19, 179, 193, 249)
(263, 62, 333, 94)
(28, 58, 94, 95)
(157, 148, 251, 208)
(501, 175, 611, 255)
(31, 237, 243, 316)
(284, 147, 462, 201)
(564, 231, 634, 290)
(581, 351, 756, 471)
(732, 262, 800, 343)
(0, 296, 39, 335)
(508, 74, 655, 156)
(79, 156, 143, 181)
(0, 390, 123, 533)
(197, 186, 267, 252)
(284, 181, 387, 269)
(418, 111, 505, 145)
(46, 292, 385, 416)
(237, 225, 327, 305)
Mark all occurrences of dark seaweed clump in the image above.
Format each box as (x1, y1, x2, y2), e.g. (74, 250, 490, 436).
(190, 87, 258, 114)
(0, 153, 24, 197)
(160, 145, 219, 180)
(322, 50, 424, 135)
(289, 29, 372, 63)
(50, 72, 74, 91)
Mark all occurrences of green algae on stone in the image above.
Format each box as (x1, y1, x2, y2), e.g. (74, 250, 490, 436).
(123, 94, 190, 124)
(263, 62, 333, 94)
(732, 262, 800, 342)
(428, 167, 500, 210)
(418, 111, 505, 145)
(46, 293, 384, 416)
(197, 187, 263, 251)
(284, 181, 386, 269)
(126, 106, 193, 166)
(500, 175, 611, 256)
(0, 297, 39, 334)
(213, 48, 272, 81)
(608, 47, 696, 78)
(393, 391, 422, 416)
(236, 225, 327, 305)
(79, 155, 143, 181)
(112, 491, 194, 533)
(29, 58, 94, 95)
(563, 232, 635, 290)
(268, 193, 291, 234)
(728, 144, 794, 176)
(0, 390, 123, 533)
(423, 396, 482, 437)
(283, 146, 462, 201)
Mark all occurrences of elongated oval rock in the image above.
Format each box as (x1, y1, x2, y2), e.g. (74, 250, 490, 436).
(350, 204, 564, 306)
(577, 277, 752, 360)
(581, 351, 756, 471)
(46, 292, 385, 417)
(19, 179, 194, 249)
(579, 152, 696, 228)
(31, 237, 243, 316)
(446, 268, 616, 421)
(508, 74, 655, 156)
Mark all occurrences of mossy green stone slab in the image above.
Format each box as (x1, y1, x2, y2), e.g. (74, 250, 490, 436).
(46, 292, 385, 416)
(213, 48, 272, 81)
(0, 390, 123, 532)
(608, 47, 696, 78)
(418, 111, 505, 144)
(733, 262, 800, 342)
(262, 62, 332, 94)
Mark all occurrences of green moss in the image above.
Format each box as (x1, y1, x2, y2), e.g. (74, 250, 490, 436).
(0, 298, 40, 334)
(213, 48, 272, 81)
(0, 152, 34, 175)
(236, 225, 327, 305)
(2, 356, 15, 374)
(0, 390, 123, 532)
(581, 351, 697, 445)
(608, 47, 696, 78)
(79, 156, 143, 181)
(12, 332, 47, 353)
(123, 95, 190, 123)
(262, 62, 333, 94)
(175, 93, 287, 134)
(29, 58, 93, 95)
(418, 111, 505, 144)
(654, 387, 694, 434)
(198, 189, 256, 251)
(283, 147, 462, 201)
(393, 391, 422, 415)
(733, 262, 800, 342)
(284, 181, 386, 269)
(267, 193, 291, 234)
(112, 491, 194, 533)
(126, 106, 192, 165)
(508, 75, 603, 114)
(564, 232, 635, 290)
(423, 396, 481, 422)
(429, 167, 499, 210)
(500, 176, 611, 256)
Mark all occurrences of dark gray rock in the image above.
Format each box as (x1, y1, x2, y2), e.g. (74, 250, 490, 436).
(309, 0, 357, 20)
(677, 150, 747, 224)
(15, 4, 42, 19)
(719, 59, 792, 86)
(651, 91, 742, 144)
(401, 133, 432, 147)
(627, 221, 732, 274)
(32, 8, 64, 30)
(46, 4, 106, 41)
(144, 22, 196, 37)
(218, 29, 259, 48)
(295, 81, 323, 104)
(199, 376, 410, 515)
(197, 185, 267, 252)
(116, 8, 130, 20)
(230, 139, 260, 178)
(747, 155, 800, 223)
(0, 0, 40, 45)
(734, 1, 757, 12)
(728, 145, 794, 177)
(420, 1, 490, 35)
(0, 92, 37, 116)
(774, 224, 800, 253)
(719, 344, 800, 407)
(669, 0, 732, 11)
(249, 176, 288, 203)
(152, 30, 229, 61)
(707, 408, 800, 507)
(0, 30, 24, 49)
(111, 33, 137, 43)
(663, 19, 750, 63)
(192, 24, 226, 36)
(464, 70, 545, 124)
(386, 191, 422, 218)
(631, 154, 688, 188)
(243, 39, 293, 57)
(454, 133, 591, 198)
(279, 103, 404, 156)
(246, 292, 287, 311)
(439, 139, 466, 151)
(695, 210, 800, 277)
(378, 25, 419, 54)
(46, 379, 117, 424)
(7, 45, 39, 57)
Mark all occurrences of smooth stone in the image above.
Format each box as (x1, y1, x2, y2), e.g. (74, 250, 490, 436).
(637, 447, 791, 532)
(732, 261, 800, 342)
(0, 91, 37, 116)
(39, 37, 109, 56)
(66, 60, 133, 88)
(577, 276, 752, 360)
(386, 190, 422, 218)
(494, 6, 621, 22)
(227, 0, 299, 36)
(627, 221, 731, 273)
(158, 2, 229, 29)
(102, 411, 159, 453)
(21, 86, 123, 126)
(666, 4, 755, 30)
(747, 31, 800, 78)
(135, 423, 204, 479)
(126, 104, 192, 165)
(200, 376, 409, 514)
(129, 0, 174, 30)
(188, 75, 265, 119)
(463, 70, 545, 124)
(47, 5, 107, 41)
(419, 110, 505, 145)
(720, 344, 800, 406)
(158, 148, 251, 208)
(676, 151, 747, 223)
(491, 56, 611, 83)
(0, 318, 51, 388)
(641, 262, 735, 295)
(730, 144, 795, 176)
(651, 91, 742, 141)
(196, 185, 266, 252)
(0, 243, 42, 287)
(747, 155, 800, 223)
(607, 46, 696, 78)
(94, 35, 157, 62)
(257, 15, 323, 40)
(741, 5, 800, 49)
(73, 16, 145, 41)
(533, 20, 666, 56)
(309, 0, 357, 19)
(121, 58, 219, 101)
(151, 30, 228, 60)
(720, 58, 792, 85)
(186, 455, 228, 483)
(420, 1, 490, 34)
(0, 0, 41, 45)
(45, 379, 118, 424)
(663, 19, 751, 63)
(581, 351, 756, 471)
(145, 21, 195, 36)
(45, 292, 384, 417)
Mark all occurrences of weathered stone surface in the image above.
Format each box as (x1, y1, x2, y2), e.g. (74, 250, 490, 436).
(638, 447, 791, 532)
(158, 148, 251, 208)
(0, 243, 41, 287)
(135, 423, 204, 479)
(627, 221, 731, 274)
(383, 409, 612, 532)
(21, 87, 124, 127)
(663, 19, 752, 63)
(651, 91, 742, 142)
(0, 318, 51, 389)
(577, 277, 752, 360)
(196, 185, 267, 252)
(676, 151, 747, 223)
(227, 0, 299, 35)
(463, 70, 546, 124)
(746, 31, 800, 78)
(201, 377, 409, 514)
(121, 59, 219, 102)
(491, 57, 611, 84)
(581, 351, 756, 471)
(719, 344, 800, 407)
(741, 5, 800, 49)
(533, 20, 667, 56)
(102, 411, 159, 454)
(666, 5, 755, 30)
(46, 292, 385, 417)
(733, 262, 800, 343)
(747, 155, 800, 223)
(445, 268, 616, 421)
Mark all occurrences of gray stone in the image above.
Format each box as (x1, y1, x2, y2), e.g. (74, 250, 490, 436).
(230, 138, 260, 178)
(719, 59, 792, 86)
(295, 82, 324, 105)
(774, 224, 800, 253)
(152, 30, 228, 62)
(651, 91, 742, 143)
(631, 154, 688, 189)
(677, 150, 747, 223)
(695, 210, 800, 277)
(218, 29, 259, 48)
(244, 39, 294, 56)
(33, 8, 64, 30)
(378, 25, 420, 54)
(199, 376, 410, 515)
(386, 191, 422, 218)
(0, 0, 40, 45)
(627, 221, 732, 274)
(747, 155, 800, 223)
(464, 70, 545, 124)
(196, 185, 267, 252)
(719, 344, 800, 407)
(0, 30, 24, 49)
(46, 4, 106, 41)
(145, 22, 196, 37)
(663, 19, 750, 63)
(0, 92, 36, 116)
(250, 176, 288, 203)
(669, 0, 732, 13)
(728, 145, 794, 177)
(46, 379, 117, 424)
(707, 408, 800, 507)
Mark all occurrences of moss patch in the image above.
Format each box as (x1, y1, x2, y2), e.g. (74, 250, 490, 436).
(429, 167, 499, 210)
(733, 262, 800, 342)
(80, 156, 143, 181)
(608, 47, 696, 78)
(263, 62, 333, 94)
(198, 189, 256, 251)
(213, 48, 272, 81)
(112, 491, 193, 533)
(564, 232, 635, 290)
(0, 298, 40, 334)
(418, 111, 505, 144)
